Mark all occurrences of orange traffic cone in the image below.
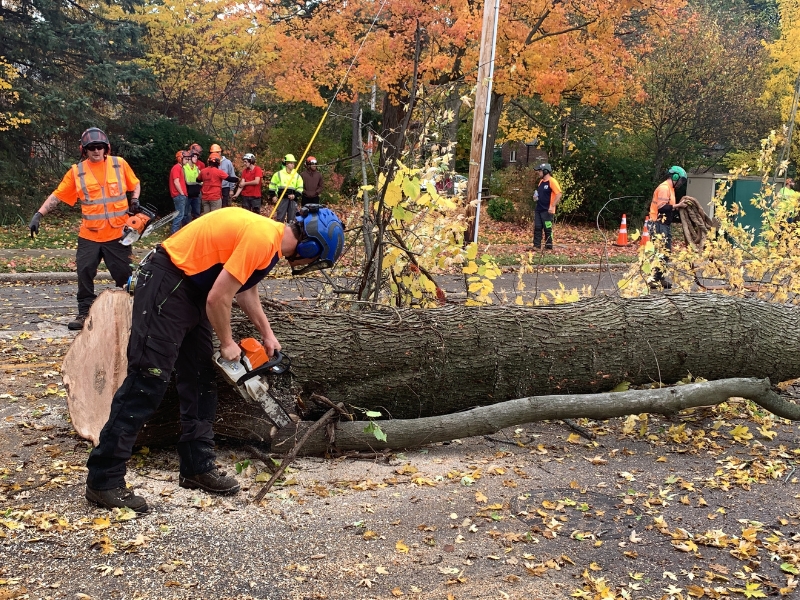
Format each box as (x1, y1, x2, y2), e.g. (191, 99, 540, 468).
(614, 214, 629, 246)
(640, 219, 650, 247)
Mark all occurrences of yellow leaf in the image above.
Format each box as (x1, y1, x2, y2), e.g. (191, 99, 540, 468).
(729, 425, 753, 442)
(384, 182, 403, 208)
(395, 540, 409, 553)
(475, 491, 488, 504)
(462, 261, 478, 275)
(757, 425, 777, 440)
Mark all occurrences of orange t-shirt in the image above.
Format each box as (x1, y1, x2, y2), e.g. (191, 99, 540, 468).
(649, 180, 675, 222)
(162, 207, 285, 292)
(53, 157, 140, 242)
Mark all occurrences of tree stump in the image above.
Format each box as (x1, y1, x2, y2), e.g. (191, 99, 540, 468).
(61, 290, 132, 445)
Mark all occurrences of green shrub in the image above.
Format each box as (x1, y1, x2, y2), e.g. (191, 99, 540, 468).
(487, 196, 514, 221)
(562, 145, 653, 223)
(122, 118, 215, 215)
(552, 164, 584, 218)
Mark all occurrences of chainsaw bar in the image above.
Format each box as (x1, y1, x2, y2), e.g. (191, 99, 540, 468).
(215, 351, 292, 429)
(142, 210, 179, 238)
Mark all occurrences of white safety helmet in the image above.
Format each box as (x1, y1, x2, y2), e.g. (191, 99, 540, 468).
(243, 153, 256, 162)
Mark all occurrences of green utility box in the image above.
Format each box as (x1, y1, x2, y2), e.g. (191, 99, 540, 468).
(686, 173, 784, 243)
(721, 178, 765, 239)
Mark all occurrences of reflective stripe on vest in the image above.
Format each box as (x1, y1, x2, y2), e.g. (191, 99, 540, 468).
(270, 169, 302, 191)
(74, 157, 129, 226)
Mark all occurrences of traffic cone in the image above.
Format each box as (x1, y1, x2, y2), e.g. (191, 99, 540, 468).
(614, 214, 629, 246)
(640, 219, 650, 247)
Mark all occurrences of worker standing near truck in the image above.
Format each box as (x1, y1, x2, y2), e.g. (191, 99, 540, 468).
(85, 205, 345, 513)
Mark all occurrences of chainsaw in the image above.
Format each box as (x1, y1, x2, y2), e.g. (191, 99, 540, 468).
(214, 339, 293, 429)
(120, 203, 180, 246)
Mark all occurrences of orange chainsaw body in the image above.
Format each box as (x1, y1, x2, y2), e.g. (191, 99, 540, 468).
(123, 213, 152, 236)
(239, 338, 269, 370)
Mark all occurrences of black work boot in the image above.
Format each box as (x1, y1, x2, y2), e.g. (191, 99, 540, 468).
(179, 469, 240, 495)
(86, 485, 149, 513)
(68, 314, 88, 330)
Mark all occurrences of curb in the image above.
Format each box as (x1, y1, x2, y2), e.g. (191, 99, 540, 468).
(0, 262, 633, 283)
(0, 271, 113, 283)
(500, 262, 633, 273)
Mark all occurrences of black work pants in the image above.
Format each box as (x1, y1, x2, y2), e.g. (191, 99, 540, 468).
(86, 249, 219, 490)
(533, 210, 554, 249)
(301, 194, 320, 207)
(221, 187, 232, 208)
(649, 220, 673, 283)
(76, 236, 133, 316)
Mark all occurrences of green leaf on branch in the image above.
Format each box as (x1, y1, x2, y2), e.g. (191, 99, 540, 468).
(363, 421, 387, 442)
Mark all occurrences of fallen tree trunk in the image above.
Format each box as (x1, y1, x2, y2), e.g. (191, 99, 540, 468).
(65, 292, 800, 446)
(234, 294, 800, 415)
(272, 377, 799, 455)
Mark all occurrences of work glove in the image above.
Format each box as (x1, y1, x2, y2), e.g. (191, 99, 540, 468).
(544, 212, 554, 228)
(129, 199, 140, 215)
(29, 212, 42, 238)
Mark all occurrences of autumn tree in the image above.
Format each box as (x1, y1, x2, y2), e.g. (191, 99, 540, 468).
(0, 0, 151, 214)
(264, 1, 682, 173)
(617, 7, 775, 181)
(124, 0, 278, 142)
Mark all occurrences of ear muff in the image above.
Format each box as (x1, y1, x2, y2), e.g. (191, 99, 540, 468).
(672, 172, 680, 182)
(296, 238, 322, 259)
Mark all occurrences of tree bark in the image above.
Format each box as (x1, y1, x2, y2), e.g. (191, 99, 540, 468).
(351, 93, 361, 179)
(378, 89, 408, 170)
(271, 378, 798, 456)
(67, 293, 800, 447)
(248, 293, 800, 412)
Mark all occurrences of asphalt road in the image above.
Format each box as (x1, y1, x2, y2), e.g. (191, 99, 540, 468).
(0, 267, 627, 338)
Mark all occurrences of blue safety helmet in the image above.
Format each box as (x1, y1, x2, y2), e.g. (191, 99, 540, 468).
(291, 204, 345, 275)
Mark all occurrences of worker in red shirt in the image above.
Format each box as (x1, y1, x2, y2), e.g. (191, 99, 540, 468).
(198, 153, 239, 213)
(233, 153, 263, 213)
(169, 150, 191, 233)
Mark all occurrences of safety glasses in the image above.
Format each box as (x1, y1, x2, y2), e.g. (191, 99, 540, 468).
(290, 258, 333, 276)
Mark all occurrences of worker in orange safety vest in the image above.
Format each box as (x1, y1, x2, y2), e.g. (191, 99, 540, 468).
(647, 165, 689, 289)
(29, 127, 141, 330)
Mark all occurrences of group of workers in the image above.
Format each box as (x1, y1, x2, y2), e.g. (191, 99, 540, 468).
(170, 146, 325, 234)
(28, 127, 345, 513)
(531, 161, 688, 289)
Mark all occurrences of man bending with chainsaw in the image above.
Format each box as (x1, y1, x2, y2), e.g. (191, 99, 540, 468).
(85, 205, 345, 513)
(29, 128, 141, 330)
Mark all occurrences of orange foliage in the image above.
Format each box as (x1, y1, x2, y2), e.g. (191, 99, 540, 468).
(264, 0, 685, 109)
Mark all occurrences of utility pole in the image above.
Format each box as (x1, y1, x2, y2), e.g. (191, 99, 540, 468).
(464, 0, 500, 245)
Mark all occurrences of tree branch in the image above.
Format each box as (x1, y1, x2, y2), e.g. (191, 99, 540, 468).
(273, 378, 797, 456)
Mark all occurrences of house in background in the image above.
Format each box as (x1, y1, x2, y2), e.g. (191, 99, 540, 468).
(499, 141, 548, 169)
